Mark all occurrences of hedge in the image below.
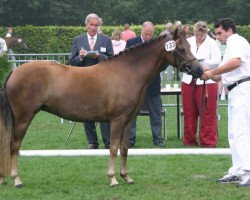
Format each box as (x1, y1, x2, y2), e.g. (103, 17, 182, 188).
(0, 54, 12, 88)
(0, 24, 250, 54)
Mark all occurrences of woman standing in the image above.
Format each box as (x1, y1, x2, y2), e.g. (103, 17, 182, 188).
(181, 21, 221, 147)
(111, 29, 126, 55)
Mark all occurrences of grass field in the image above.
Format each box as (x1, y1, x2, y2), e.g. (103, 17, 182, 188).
(2, 91, 249, 200)
(1, 156, 250, 200)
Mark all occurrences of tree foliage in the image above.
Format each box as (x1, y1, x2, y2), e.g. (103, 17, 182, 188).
(0, 0, 249, 26)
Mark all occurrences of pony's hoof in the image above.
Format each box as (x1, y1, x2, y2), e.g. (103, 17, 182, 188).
(110, 181, 119, 187)
(15, 184, 24, 189)
(0, 181, 7, 186)
(127, 180, 134, 185)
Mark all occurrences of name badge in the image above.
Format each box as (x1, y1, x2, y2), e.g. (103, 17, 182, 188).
(100, 47, 106, 52)
(165, 40, 176, 51)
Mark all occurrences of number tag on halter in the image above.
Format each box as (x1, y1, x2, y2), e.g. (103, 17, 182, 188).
(165, 40, 176, 51)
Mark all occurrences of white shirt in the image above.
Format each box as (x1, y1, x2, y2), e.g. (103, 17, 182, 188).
(182, 35, 221, 85)
(0, 38, 8, 54)
(220, 34, 250, 86)
(5, 33, 12, 38)
(87, 34, 97, 43)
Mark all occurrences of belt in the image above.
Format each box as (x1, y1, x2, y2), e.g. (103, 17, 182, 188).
(227, 77, 250, 91)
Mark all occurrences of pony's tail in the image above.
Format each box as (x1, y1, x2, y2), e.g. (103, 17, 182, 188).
(0, 71, 14, 176)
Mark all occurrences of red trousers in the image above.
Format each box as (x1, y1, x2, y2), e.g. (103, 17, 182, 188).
(181, 80, 218, 147)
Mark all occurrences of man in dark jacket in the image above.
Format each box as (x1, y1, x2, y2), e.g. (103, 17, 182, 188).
(126, 21, 165, 148)
(70, 13, 114, 149)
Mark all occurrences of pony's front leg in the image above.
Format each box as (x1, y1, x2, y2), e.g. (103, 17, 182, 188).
(120, 125, 134, 184)
(0, 176, 7, 185)
(108, 145, 119, 187)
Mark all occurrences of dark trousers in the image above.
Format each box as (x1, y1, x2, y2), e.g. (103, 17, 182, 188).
(84, 122, 110, 147)
(129, 94, 163, 146)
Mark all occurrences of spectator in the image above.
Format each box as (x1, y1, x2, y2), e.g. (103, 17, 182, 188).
(182, 24, 193, 38)
(5, 26, 16, 68)
(5, 26, 14, 38)
(0, 38, 7, 55)
(97, 17, 103, 34)
(160, 22, 174, 36)
(181, 21, 221, 148)
(111, 29, 126, 55)
(126, 21, 165, 148)
(70, 13, 114, 149)
(202, 17, 250, 187)
(122, 23, 136, 41)
(160, 22, 174, 81)
(175, 20, 182, 31)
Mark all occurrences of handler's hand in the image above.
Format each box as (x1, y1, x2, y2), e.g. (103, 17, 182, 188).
(201, 70, 214, 81)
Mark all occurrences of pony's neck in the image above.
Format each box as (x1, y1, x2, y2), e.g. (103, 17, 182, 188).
(125, 36, 167, 82)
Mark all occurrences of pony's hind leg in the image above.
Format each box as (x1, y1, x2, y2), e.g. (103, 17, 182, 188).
(10, 121, 31, 188)
(120, 124, 134, 185)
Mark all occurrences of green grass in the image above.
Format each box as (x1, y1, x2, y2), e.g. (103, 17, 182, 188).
(1, 156, 250, 200)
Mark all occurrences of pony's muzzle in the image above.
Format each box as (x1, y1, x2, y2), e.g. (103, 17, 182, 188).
(184, 65, 204, 79)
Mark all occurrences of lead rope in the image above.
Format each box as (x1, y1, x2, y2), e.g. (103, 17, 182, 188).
(198, 80, 208, 133)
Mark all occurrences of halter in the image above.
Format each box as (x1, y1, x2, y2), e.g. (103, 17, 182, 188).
(172, 42, 196, 73)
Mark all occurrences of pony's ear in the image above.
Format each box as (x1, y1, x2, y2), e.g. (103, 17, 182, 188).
(173, 28, 179, 40)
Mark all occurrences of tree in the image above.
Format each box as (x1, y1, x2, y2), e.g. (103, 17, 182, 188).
(0, 0, 249, 26)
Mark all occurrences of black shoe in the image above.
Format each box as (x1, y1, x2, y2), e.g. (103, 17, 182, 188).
(129, 144, 134, 148)
(87, 144, 98, 149)
(105, 144, 110, 149)
(217, 174, 242, 184)
(154, 142, 166, 148)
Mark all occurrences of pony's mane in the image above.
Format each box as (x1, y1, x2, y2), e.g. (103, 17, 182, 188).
(110, 33, 172, 60)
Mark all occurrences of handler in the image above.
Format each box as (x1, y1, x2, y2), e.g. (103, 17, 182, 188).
(201, 17, 250, 187)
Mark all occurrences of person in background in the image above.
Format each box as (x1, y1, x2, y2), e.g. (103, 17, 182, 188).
(175, 20, 182, 31)
(122, 23, 136, 42)
(111, 29, 126, 55)
(160, 22, 174, 36)
(182, 24, 193, 38)
(181, 21, 221, 148)
(97, 17, 103, 34)
(201, 17, 250, 187)
(126, 21, 165, 148)
(0, 38, 7, 55)
(6, 26, 14, 37)
(5, 26, 16, 68)
(160, 22, 174, 82)
(70, 13, 114, 149)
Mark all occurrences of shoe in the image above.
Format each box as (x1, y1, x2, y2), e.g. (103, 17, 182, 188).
(154, 142, 166, 148)
(217, 174, 242, 184)
(129, 144, 134, 148)
(238, 174, 250, 187)
(87, 144, 98, 149)
(105, 144, 110, 149)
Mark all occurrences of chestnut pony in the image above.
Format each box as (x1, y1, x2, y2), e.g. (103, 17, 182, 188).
(0, 30, 203, 188)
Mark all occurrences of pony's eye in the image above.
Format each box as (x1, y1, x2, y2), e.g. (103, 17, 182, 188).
(179, 48, 185, 53)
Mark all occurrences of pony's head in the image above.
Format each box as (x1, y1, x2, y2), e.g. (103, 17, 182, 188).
(4, 37, 27, 49)
(164, 30, 203, 79)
